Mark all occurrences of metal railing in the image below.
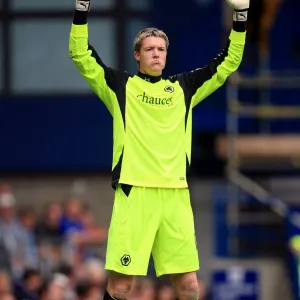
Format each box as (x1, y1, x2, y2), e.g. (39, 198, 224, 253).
(225, 71, 300, 252)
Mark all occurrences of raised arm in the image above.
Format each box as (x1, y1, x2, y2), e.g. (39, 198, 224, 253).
(69, 0, 128, 115)
(175, 0, 249, 108)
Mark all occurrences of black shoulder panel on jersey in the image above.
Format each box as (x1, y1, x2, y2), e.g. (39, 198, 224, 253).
(187, 40, 230, 96)
(186, 154, 191, 184)
(170, 74, 193, 130)
(88, 45, 130, 189)
(88, 44, 130, 126)
(169, 75, 192, 181)
(170, 40, 230, 128)
(112, 149, 124, 189)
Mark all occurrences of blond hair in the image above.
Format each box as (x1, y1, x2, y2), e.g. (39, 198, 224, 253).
(133, 27, 169, 52)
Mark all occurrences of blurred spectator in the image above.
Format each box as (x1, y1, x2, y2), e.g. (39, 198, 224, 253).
(76, 280, 102, 300)
(54, 263, 77, 300)
(18, 205, 38, 267)
(0, 183, 12, 194)
(60, 197, 84, 236)
(80, 259, 107, 291)
(39, 275, 67, 300)
(14, 268, 43, 300)
(130, 277, 156, 300)
(36, 201, 64, 246)
(139, 277, 156, 300)
(69, 205, 107, 262)
(0, 240, 11, 272)
(156, 283, 175, 300)
(197, 279, 208, 300)
(80, 205, 107, 242)
(83, 259, 107, 288)
(2, 293, 16, 300)
(0, 270, 13, 297)
(55, 263, 76, 287)
(0, 193, 36, 278)
(35, 201, 65, 275)
(18, 206, 37, 231)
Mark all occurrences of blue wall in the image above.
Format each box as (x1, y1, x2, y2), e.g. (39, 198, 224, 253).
(0, 97, 113, 172)
(0, 96, 229, 172)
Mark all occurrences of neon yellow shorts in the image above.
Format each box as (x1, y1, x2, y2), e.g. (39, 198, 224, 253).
(105, 184, 199, 277)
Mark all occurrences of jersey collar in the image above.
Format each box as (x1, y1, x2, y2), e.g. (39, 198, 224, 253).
(137, 71, 162, 83)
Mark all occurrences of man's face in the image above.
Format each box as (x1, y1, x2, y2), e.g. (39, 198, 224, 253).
(46, 282, 65, 300)
(134, 36, 167, 76)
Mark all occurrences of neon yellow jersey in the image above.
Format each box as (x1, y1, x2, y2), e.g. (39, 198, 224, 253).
(69, 24, 246, 188)
(291, 235, 300, 251)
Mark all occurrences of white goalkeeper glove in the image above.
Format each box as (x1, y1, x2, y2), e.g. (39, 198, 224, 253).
(225, 0, 249, 10)
(76, 0, 91, 11)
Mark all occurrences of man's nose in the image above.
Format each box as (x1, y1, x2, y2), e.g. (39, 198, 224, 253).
(153, 49, 159, 57)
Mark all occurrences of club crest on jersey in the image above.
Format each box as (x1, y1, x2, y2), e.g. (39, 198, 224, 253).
(164, 86, 174, 93)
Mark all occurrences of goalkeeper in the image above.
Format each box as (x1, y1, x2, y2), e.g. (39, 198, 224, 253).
(69, 0, 248, 299)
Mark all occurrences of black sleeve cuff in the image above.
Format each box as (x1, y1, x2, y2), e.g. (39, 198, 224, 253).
(233, 21, 246, 32)
(232, 9, 248, 32)
(73, 10, 88, 25)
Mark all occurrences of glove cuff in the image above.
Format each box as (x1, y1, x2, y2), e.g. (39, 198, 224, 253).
(76, 0, 91, 12)
(233, 9, 248, 22)
(232, 8, 247, 32)
(73, 0, 90, 25)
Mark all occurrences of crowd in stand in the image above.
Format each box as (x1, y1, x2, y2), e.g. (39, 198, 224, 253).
(0, 182, 207, 300)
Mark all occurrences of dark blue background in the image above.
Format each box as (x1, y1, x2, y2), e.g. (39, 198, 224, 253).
(1, 0, 299, 172)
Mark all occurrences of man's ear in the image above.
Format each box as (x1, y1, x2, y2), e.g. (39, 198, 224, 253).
(134, 51, 140, 61)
